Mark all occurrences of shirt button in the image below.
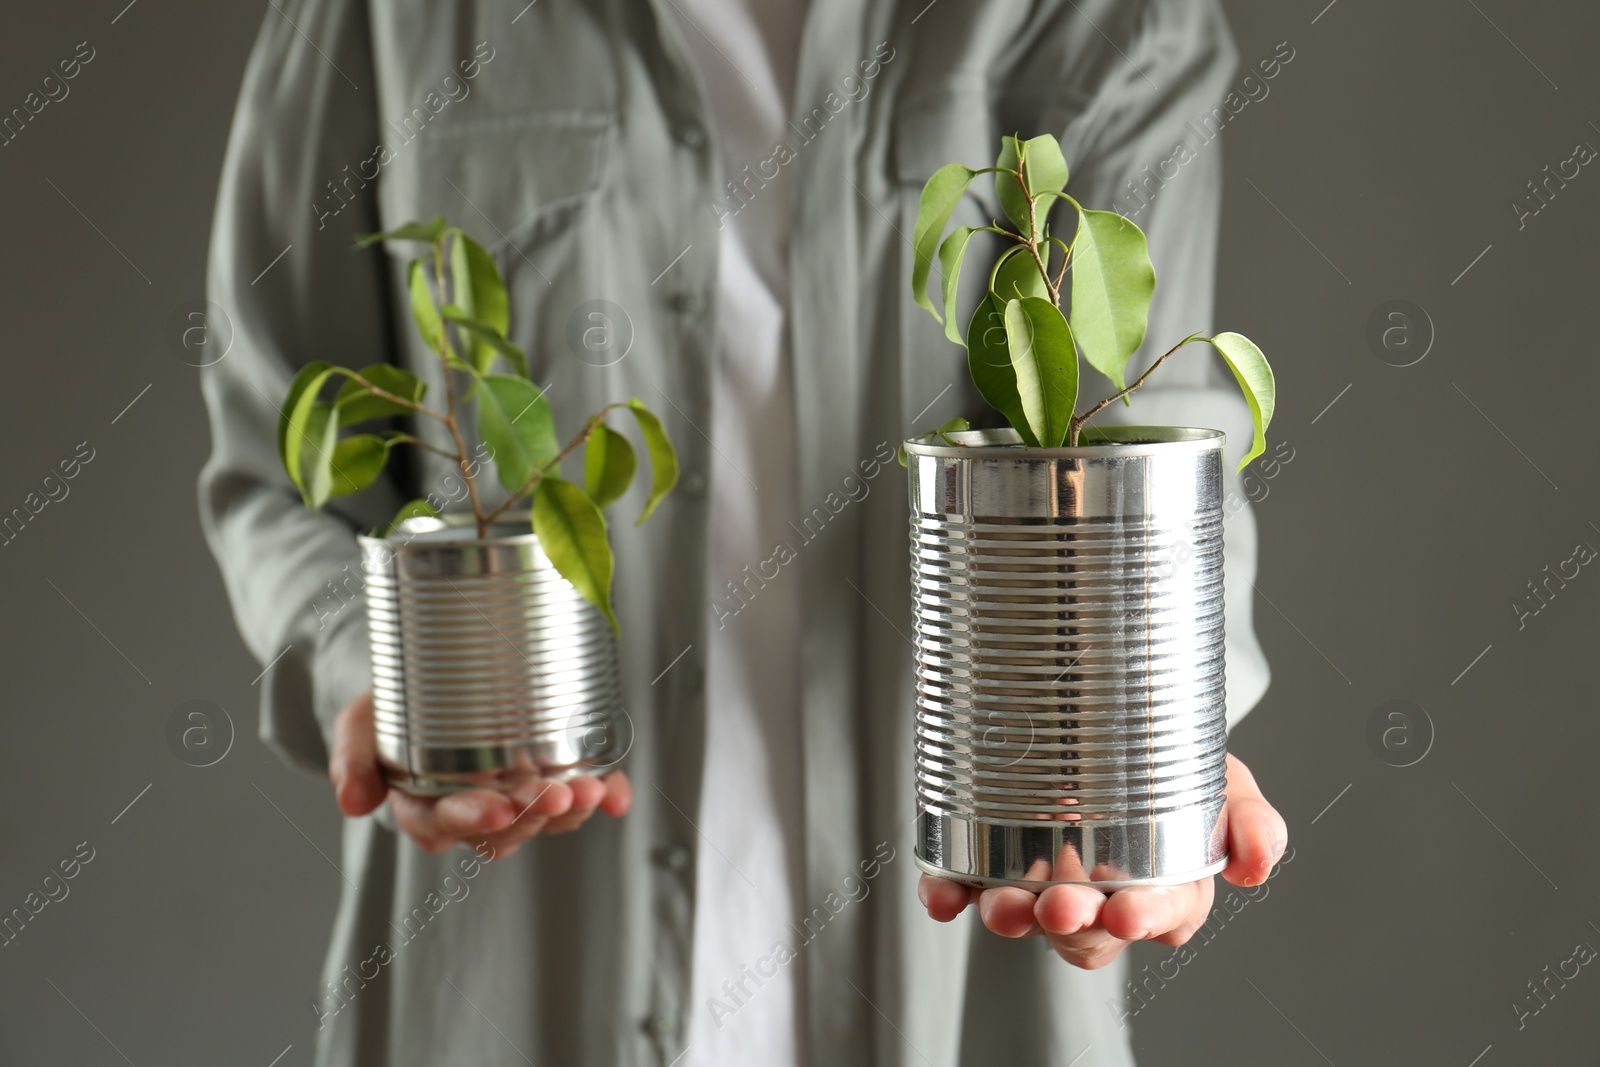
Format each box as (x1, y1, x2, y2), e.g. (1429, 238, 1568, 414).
(666, 290, 710, 316)
(642, 1011, 681, 1044)
(676, 120, 707, 149)
(652, 844, 692, 872)
(680, 470, 707, 496)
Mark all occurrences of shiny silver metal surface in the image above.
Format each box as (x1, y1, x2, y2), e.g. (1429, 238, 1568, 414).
(357, 515, 626, 795)
(906, 427, 1229, 889)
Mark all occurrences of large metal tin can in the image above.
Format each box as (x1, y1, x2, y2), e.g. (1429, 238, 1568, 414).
(906, 426, 1229, 888)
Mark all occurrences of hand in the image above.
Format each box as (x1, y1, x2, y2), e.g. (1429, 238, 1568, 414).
(917, 753, 1286, 969)
(329, 688, 632, 859)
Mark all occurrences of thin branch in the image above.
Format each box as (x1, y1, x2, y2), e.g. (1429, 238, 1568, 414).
(1015, 171, 1059, 305)
(983, 224, 1031, 245)
(1070, 333, 1206, 444)
(988, 243, 1032, 296)
(1038, 191, 1082, 302)
(1048, 235, 1072, 293)
(481, 402, 629, 525)
(1035, 190, 1081, 212)
(430, 234, 487, 534)
(342, 371, 448, 423)
(388, 433, 459, 461)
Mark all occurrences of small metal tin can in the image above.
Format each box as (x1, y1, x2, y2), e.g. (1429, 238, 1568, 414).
(905, 426, 1230, 889)
(357, 515, 625, 795)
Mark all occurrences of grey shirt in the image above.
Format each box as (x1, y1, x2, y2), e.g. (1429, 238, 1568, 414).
(198, 1, 1269, 1064)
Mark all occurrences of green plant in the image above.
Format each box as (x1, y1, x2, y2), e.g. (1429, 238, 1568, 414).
(910, 133, 1274, 470)
(277, 216, 676, 632)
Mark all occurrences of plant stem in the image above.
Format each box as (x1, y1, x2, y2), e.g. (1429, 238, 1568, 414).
(482, 403, 627, 525)
(342, 371, 449, 423)
(1068, 334, 1204, 445)
(389, 434, 460, 461)
(1050, 237, 1071, 293)
(1015, 170, 1060, 305)
(429, 235, 488, 537)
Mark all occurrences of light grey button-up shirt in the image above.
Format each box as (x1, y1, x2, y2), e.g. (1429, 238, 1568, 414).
(197, 2, 1269, 1065)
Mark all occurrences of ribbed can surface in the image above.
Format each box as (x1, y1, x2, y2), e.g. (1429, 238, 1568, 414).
(907, 427, 1230, 888)
(357, 515, 626, 795)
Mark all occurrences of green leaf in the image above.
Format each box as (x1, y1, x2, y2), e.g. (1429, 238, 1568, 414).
(1020, 134, 1069, 200)
(441, 306, 528, 377)
(994, 135, 1066, 237)
(299, 402, 340, 508)
(407, 258, 449, 358)
(1076, 425, 1117, 445)
(533, 477, 617, 634)
(912, 163, 977, 322)
(355, 216, 447, 249)
(626, 399, 679, 525)
(993, 245, 1051, 302)
(934, 417, 971, 447)
(328, 434, 391, 498)
(1004, 296, 1078, 448)
(938, 226, 980, 345)
(334, 364, 426, 426)
(584, 424, 637, 509)
(1070, 209, 1155, 393)
(448, 233, 511, 373)
(279, 362, 341, 495)
(965, 295, 1038, 446)
(995, 137, 1032, 235)
(1207, 332, 1276, 472)
(899, 416, 971, 467)
(476, 375, 558, 493)
(375, 498, 441, 539)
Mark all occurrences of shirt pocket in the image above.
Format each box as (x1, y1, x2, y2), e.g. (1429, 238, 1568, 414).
(889, 76, 1093, 425)
(891, 74, 997, 191)
(377, 111, 613, 257)
(373, 112, 614, 445)
(891, 78, 998, 418)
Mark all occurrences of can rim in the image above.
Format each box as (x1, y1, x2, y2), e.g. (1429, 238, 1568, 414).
(903, 425, 1224, 460)
(356, 512, 537, 549)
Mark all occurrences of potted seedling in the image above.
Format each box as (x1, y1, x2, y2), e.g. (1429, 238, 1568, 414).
(278, 217, 677, 794)
(905, 134, 1274, 887)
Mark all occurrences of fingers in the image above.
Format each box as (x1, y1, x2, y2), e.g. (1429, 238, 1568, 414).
(1152, 877, 1215, 947)
(1100, 881, 1208, 944)
(1029, 884, 1121, 968)
(542, 776, 602, 835)
(919, 874, 1214, 971)
(1034, 883, 1105, 938)
(385, 770, 633, 857)
(1220, 753, 1289, 887)
(470, 778, 563, 859)
(434, 789, 519, 838)
(492, 771, 633, 853)
(918, 875, 977, 922)
(918, 755, 1284, 970)
(1045, 927, 1129, 969)
(598, 771, 633, 818)
(390, 789, 517, 853)
(977, 887, 1041, 938)
(330, 690, 387, 818)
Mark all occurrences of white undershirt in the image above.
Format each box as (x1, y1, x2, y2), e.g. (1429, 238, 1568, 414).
(667, 3, 807, 1065)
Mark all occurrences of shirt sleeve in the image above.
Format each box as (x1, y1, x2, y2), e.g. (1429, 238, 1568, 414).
(197, 0, 401, 774)
(1058, 0, 1272, 727)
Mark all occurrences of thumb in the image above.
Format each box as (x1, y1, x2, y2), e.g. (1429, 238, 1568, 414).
(329, 689, 387, 817)
(1220, 753, 1287, 887)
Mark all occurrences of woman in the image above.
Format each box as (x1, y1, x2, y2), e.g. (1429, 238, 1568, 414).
(199, 1, 1285, 1064)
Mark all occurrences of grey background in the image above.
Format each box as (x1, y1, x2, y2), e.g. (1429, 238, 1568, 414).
(0, 1, 1594, 1065)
